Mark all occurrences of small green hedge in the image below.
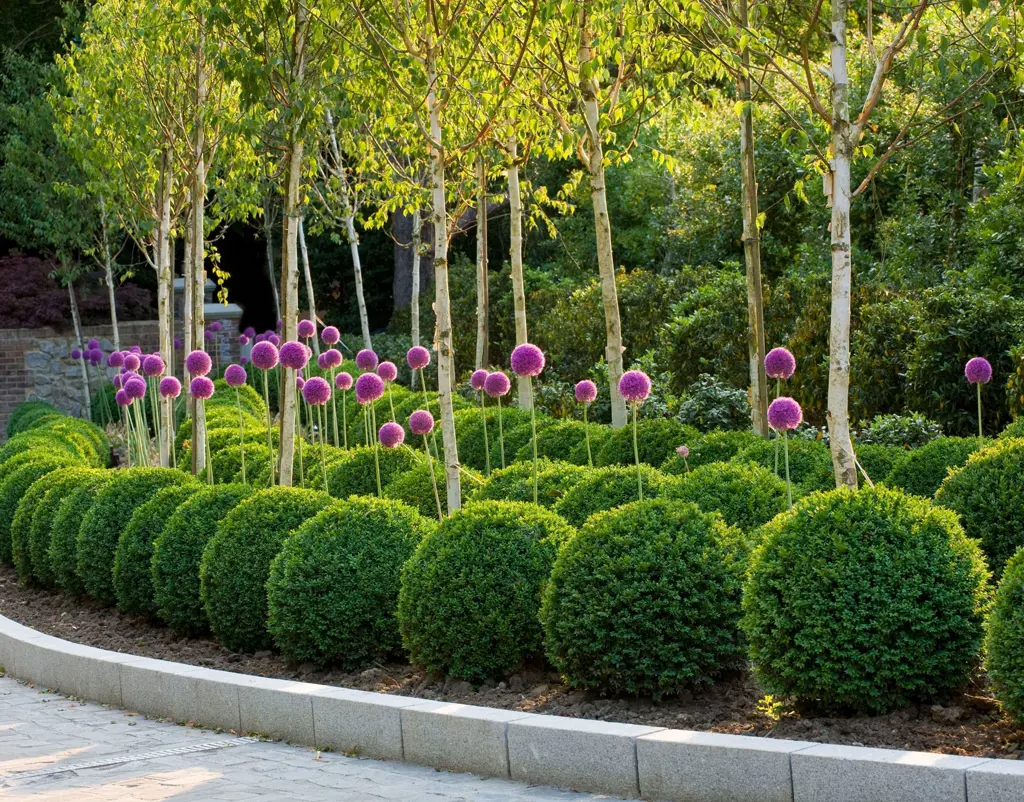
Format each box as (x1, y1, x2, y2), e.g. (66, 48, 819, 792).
(398, 501, 575, 682)
(7, 401, 60, 438)
(664, 461, 788, 532)
(1, 453, 81, 564)
(472, 459, 586, 509)
(76, 468, 198, 604)
(855, 443, 907, 485)
(457, 406, 535, 472)
(113, 485, 198, 617)
(210, 441, 271, 486)
(178, 424, 272, 467)
(999, 418, 1024, 439)
(731, 437, 835, 493)
(0, 429, 92, 468)
(27, 467, 104, 588)
(326, 446, 421, 499)
(937, 438, 1024, 576)
(554, 464, 674, 527)
(515, 420, 610, 466)
(595, 418, 699, 468)
(986, 548, 1024, 724)
(267, 497, 433, 669)
(661, 429, 762, 475)
(200, 487, 333, 652)
(11, 464, 87, 582)
(383, 459, 480, 519)
(885, 436, 987, 498)
(209, 379, 267, 419)
(50, 475, 112, 596)
(542, 499, 745, 697)
(742, 486, 990, 714)
(152, 484, 253, 636)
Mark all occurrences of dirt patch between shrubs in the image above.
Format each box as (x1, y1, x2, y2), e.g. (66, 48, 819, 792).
(2, 564, 1021, 758)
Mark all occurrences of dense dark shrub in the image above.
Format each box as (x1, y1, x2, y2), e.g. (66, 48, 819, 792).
(555, 464, 674, 527)
(457, 406, 534, 472)
(113, 485, 198, 617)
(595, 418, 699, 468)
(514, 420, 609, 466)
(676, 374, 751, 433)
(986, 548, 1024, 724)
(50, 475, 112, 596)
(937, 438, 1024, 576)
(542, 499, 745, 697)
(77, 468, 197, 604)
(6, 401, 60, 438)
(267, 497, 433, 669)
(731, 437, 835, 493)
(855, 413, 942, 448)
(472, 459, 586, 509)
(398, 501, 574, 681)
(884, 436, 986, 498)
(26, 467, 104, 587)
(661, 429, 762, 475)
(383, 460, 479, 519)
(210, 441, 272, 486)
(743, 487, 990, 714)
(11, 464, 86, 582)
(0, 453, 80, 564)
(326, 446, 421, 499)
(854, 443, 906, 485)
(664, 461, 788, 532)
(151, 484, 253, 636)
(200, 487, 333, 652)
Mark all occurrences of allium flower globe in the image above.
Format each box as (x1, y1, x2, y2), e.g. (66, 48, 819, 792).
(406, 346, 430, 370)
(224, 364, 247, 387)
(173, 337, 182, 350)
(378, 361, 398, 382)
(574, 380, 597, 404)
(765, 347, 797, 380)
(108, 351, 124, 368)
(130, 345, 142, 354)
(250, 341, 279, 371)
(676, 444, 690, 459)
(87, 338, 100, 350)
(115, 389, 131, 407)
(409, 409, 434, 436)
(321, 325, 340, 345)
(965, 357, 993, 385)
(295, 376, 306, 391)
(243, 327, 256, 339)
(618, 370, 652, 403)
(209, 321, 223, 333)
(378, 421, 405, 449)
(322, 348, 342, 369)
(112, 375, 123, 390)
(70, 348, 82, 360)
(302, 376, 331, 406)
(203, 330, 213, 342)
(355, 349, 379, 371)
(142, 355, 165, 377)
(767, 397, 803, 431)
(124, 377, 147, 400)
(317, 353, 330, 371)
(484, 371, 511, 398)
(470, 369, 489, 391)
(240, 355, 249, 365)
(88, 348, 103, 364)
(268, 333, 281, 347)
(355, 372, 385, 404)
(335, 372, 353, 391)
(190, 376, 215, 400)
(510, 343, 545, 377)
(239, 334, 249, 345)
(185, 350, 211, 376)
(278, 341, 309, 370)
(159, 376, 182, 398)
(297, 319, 316, 338)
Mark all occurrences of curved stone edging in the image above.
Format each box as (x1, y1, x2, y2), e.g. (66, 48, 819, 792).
(1, 612, 1021, 802)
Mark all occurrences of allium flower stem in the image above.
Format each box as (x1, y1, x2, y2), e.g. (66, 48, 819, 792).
(318, 405, 328, 492)
(167, 399, 176, 470)
(420, 370, 439, 459)
(261, 370, 276, 487)
(783, 429, 792, 508)
(424, 435, 443, 521)
(480, 392, 491, 477)
(342, 389, 348, 449)
(203, 400, 214, 486)
(235, 388, 246, 485)
(297, 401, 306, 489)
(774, 378, 781, 477)
(388, 384, 397, 422)
(583, 403, 593, 467)
(120, 405, 132, 469)
(132, 401, 150, 467)
(529, 377, 538, 505)
(977, 383, 984, 439)
(372, 406, 382, 498)
(329, 367, 340, 448)
(496, 397, 505, 469)
(632, 402, 642, 502)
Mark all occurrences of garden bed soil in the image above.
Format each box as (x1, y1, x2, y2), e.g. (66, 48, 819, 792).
(2, 564, 1021, 759)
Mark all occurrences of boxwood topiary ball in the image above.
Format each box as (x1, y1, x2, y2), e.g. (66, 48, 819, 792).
(854, 443, 907, 486)
(383, 460, 479, 519)
(514, 420, 610, 466)
(152, 484, 253, 637)
(542, 498, 746, 697)
(7, 401, 59, 438)
(936, 438, 1024, 576)
(0, 452, 82, 565)
(267, 497, 434, 669)
(472, 459, 586, 509)
(660, 429, 762, 475)
(595, 418, 699, 468)
(11, 465, 89, 582)
(397, 500, 575, 682)
(885, 436, 987, 498)
(200, 487, 334, 652)
(986, 548, 1024, 724)
(325, 446, 421, 499)
(554, 464, 673, 527)
(457, 407, 535, 472)
(730, 436, 835, 493)
(27, 467, 105, 588)
(742, 486, 990, 714)
(50, 475, 113, 596)
(663, 461, 789, 532)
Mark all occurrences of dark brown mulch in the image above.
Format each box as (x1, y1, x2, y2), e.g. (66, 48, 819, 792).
(1, 564, 1021, 758)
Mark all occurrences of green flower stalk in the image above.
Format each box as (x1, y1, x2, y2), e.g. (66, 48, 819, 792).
(510, 345, 545, 505)
(618, 370, 652, 503)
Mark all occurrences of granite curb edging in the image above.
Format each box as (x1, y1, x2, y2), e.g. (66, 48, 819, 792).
(0, 613, 1020, 802)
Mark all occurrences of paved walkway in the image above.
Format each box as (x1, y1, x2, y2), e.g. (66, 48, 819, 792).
(0, 675, 630, 801)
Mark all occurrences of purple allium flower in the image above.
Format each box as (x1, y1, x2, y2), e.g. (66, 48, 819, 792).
(243, 326, 256, 338)
(239, 334, 249, 346)
(279, 340, 309, 370)
(767, 397, 803, 431)
(379, 421, 405, 449)
(317, 353, 330, 371)
(224, 364, 247, 387)
(190, 376, 215, 400)
(124, 376, 147, 400)
(211, 321, 224, 333)
(241, 355, 249, 365)
(159, 376, 181, 399)
(254, 333, 265, 344)
(276, 318, 283, 331)
(356, 349, 379, 371)
(676, 444, 690, 459)
(470, 369, 489, 391)
(575, 380, 597, 404)
(108, 351, 124, 368)
(296, 376, 306, 391)
(88, 348, 103, 363)
(112, 375, 123, 390)
(297, 319, 316, 339)
(618, 370, 652, 404)
(302, 376, 331, 406)
(185, 350, 211, 376)
(203, 330, 214, 342)
(123, 353, 141, 372)
(250, 341, 279, 371)
(407, 346, 431, 370)
(322, 348, 342, 369)
(268, 333, 281, 347)
(87, 338, 100, 350)
(765, 347, 796, 380)
(965, 357, 993, 385)
(130, 345, 142, 354)
(174, 337, 183, 350)
(484, 371, 511, 398)
(378, 361, 398, 382)
(355, 372, 385, 404)
(115, 389, 131, 407)
(335, 372, 353, 391)
(510, 343, 545, 377)
(409, 409, 434, 436)
(70, 348, 82, 360)
(142, 355, 165, 377)
(321, 326, 340, 345)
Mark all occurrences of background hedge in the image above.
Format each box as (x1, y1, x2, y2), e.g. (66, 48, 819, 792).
(885, 436, 987, 497)
(326, 446, 420, 498)
(731, 437, 835, 493)
(664, 461, 788, 532)
(661, 429, 761, 475)
(472, 459, 586, 509)
(595, 418, 698, 468)
(985, 547, 1024, 724)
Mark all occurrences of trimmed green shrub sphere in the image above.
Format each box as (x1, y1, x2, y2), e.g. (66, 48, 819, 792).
(596, 418, 699, 468)
(175, 409, 264, 457)
(201, 487, 333, 652)
(383, 459, 479, 519)
(855, 443, 907, 485)
(113, 485, 198, 617)
(473, 459, 585, 509)
(937, 438, 1024, 576)
(1, 418, 109, 467)
(661, 429, 762, 475)
(515, 420, 610, 466)
(743, 486, 990, 714)
(0, 453, 80, 564)
(664, 461, 788, 532)
(210, 379, 267, 418)
(458, 406, 534, 472)
(268, 497, 433, 669)
(27, 467, 104, 588)
(542, 499, 745, 697)
(398, 501, 575, 681)
(77, 468, 197, 604)
(554, 464, 673, 527)
(1000, 418, 1024, 439)
(210, 441, 269, 486)
(731, 437, 835, 493)
(152, 484, 253, 636)
(986, 548, 1024, 724)
(50, 475, 112, 596)
(885, 436, 987, 498)
(179, 425, 271, 467)
(0, 431, 89, 469)
(326, 446, 420, 499)
(7, 401, 60, 438)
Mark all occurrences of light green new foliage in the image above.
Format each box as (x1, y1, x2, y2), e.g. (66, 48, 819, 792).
(6, 401, 60, 438)
(28, 468, 105, 587)
(986, 548, 1024, 724)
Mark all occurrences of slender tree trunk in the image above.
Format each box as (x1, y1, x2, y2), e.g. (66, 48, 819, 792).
(182, 194, 193, 383)
(263, 197, 281, 321)
(298, 217, 320, 357)
(189, 33, 208, 477)
(579, 17, 627, 428)
(826, 0, 858, 488)
(99, 196, 120, 352)
(66, 276, 92, 421)
(507, 134, 531, 410)
(738, 0, 769, 437)
(278, 128, 304, 486)
(411, 208, 422, 348)
(156, 149, 175, 468)
(427, 53, 462, 511)
(475, 154, 489, 369)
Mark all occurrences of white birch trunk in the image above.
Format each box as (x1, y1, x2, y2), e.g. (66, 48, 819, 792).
(475, 154, 489, 369)
(188, 34, 207, 476)
(278, 131, 303, 487)
(507, 135, 531, 410)
(99, 196, 120, 352)
(156, 149, 175, 468)
(298, 217, 320, 357)
(411, 208, 422, 348)
(67, 277, 92, 421)
(182, 193, 193, 383)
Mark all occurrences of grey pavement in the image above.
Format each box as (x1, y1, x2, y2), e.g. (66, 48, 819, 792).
(0, 675, 632, 801)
